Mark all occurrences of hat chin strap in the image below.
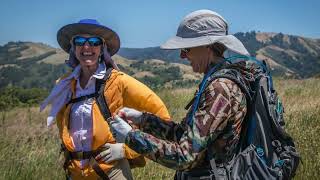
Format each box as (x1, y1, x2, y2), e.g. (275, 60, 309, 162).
(102, 46, 119, 70)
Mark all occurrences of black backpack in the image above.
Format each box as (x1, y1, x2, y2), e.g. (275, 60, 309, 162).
(184, 56, 301, 180)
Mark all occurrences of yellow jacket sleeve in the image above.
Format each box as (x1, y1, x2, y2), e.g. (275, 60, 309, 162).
(118, 73, 171, 159)
(121, 73, 170, 120)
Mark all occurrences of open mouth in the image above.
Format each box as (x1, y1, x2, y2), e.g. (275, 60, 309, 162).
(81, 52, 95, 56)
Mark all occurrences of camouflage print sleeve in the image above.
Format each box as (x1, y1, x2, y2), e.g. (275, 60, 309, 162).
(139, 116, 183, 141)
(125, 78, 245, 170)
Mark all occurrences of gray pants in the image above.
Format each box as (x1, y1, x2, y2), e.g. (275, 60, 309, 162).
(105, 159, 133, 180)
(68, 159, 133, 180)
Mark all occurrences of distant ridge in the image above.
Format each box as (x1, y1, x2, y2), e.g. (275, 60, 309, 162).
(0, 31, 319, 90)
(118, 32, 320, 78)
(0, 42, 199, 90)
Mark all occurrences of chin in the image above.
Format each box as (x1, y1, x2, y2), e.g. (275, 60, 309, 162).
(80, 59, 98, 66)
(191, 66, 197, 72)
(192, 67, 202, 73)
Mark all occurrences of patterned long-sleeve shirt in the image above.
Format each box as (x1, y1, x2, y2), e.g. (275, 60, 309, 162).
(125, 77, 247, 170)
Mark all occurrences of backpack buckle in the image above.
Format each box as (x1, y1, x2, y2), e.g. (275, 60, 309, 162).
(78, 151, 84, 160)
(256, 147, 264, 157)
(256, 147, 266, 164)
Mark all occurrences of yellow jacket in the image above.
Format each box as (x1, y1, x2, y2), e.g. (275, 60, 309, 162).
(56, 69, 170, 179)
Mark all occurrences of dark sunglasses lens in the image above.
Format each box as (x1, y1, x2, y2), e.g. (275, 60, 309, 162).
(88, 37, 103, 46)
(184, 48, 190, 53)
(73, 37, 87, 46)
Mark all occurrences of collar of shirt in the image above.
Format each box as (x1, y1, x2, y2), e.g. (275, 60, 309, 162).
(74, 62, 106, 80)
(74, 63, 107, 89)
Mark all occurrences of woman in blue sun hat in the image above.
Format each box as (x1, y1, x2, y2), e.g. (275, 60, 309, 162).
(40, 19, 171, 180)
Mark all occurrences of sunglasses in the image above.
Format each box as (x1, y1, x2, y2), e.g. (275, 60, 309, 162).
(181, 48, 191, 53)
(72, 36, 104, 47)
(180, 48, 191, 58)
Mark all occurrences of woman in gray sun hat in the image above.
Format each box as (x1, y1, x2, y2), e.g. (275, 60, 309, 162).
(40, 19, 171, 180)
(107, 9, 265, 179)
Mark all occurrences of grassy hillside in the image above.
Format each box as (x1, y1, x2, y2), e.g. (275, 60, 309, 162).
(0, 42, 200, 90)
(1, 32, 320, 91)
(0, 78, 319, 179)
(119, 32, 320, 78)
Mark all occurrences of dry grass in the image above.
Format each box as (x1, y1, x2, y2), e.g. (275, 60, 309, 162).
(17, 43, 54, 60)
(39, 49, 68, 65)
(133, 71, 156, 78)
(275, 78, 320, 179)
(0, 107, 64, 180)
(0, 78, 319, 179)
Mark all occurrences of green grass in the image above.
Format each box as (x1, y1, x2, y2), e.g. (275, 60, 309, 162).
(0, 78, 319, 179)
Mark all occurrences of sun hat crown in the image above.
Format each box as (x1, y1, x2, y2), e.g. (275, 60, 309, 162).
(177, 9, 228, 38)
(161, 9, 249, 56)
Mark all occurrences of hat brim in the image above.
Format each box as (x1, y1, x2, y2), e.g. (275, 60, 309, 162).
(57, 23, 120, 55)
(160, 35, 249, 56)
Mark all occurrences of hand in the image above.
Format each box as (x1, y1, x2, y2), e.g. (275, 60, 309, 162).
(95, 143, 125, 163)
(118, 107, 143, 126)
(110, 115, 133, 143)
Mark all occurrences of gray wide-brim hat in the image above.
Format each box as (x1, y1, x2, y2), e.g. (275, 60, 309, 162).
(57, 19, 120, 55)
(161, 10, 249, 56)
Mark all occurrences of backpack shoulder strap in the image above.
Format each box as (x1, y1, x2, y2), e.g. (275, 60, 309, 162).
(204, 68, 255, 178)
(210, 68, 253, 103)
(185, 68, 253, 110)
(95, 67, 114, 122)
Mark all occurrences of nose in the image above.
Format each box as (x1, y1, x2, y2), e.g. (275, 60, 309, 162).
(83, 41, 90, 48)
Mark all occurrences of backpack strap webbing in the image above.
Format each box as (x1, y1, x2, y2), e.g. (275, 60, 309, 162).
(210, 69, 253, 103)
(66, 93, 97, 105)
(91, 158, 110, 180)
(60, 144, 110, 180)
(92, 67, 115, 179)
(95, 66, 113, 123)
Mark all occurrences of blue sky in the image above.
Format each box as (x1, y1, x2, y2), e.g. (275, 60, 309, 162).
(1, 0, 319, 48)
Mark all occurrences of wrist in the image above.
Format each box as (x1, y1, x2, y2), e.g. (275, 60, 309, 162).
(139, 112, 149, 130)
(120, 143, 126, 158)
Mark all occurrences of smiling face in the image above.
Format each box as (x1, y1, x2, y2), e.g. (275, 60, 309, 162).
(74, 34, 102, 68)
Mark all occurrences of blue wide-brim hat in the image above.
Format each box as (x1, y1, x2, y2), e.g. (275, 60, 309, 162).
(57, 19, 120, 55)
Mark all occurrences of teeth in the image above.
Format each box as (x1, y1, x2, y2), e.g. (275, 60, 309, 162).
(82, 52, 93, 56)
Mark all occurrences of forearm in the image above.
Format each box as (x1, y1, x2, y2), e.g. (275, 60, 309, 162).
(125, 129, 198, 170)
(140, 113, 181, 141)
(123, 144, 141, 159)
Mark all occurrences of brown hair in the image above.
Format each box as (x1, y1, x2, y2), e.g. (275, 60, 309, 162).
(209, 43, 227, 57)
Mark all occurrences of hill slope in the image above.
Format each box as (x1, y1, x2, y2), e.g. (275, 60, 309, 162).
(118, 32, 320, 78)
(0, 32, 319, 90)
(0, 42, 199, 90)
